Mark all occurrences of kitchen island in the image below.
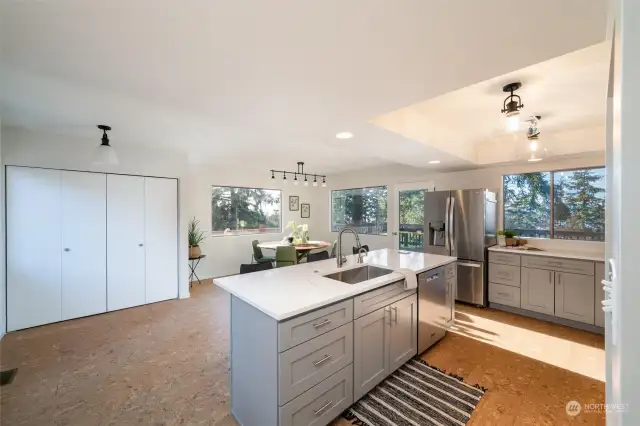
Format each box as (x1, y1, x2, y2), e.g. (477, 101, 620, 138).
(214, 248, 456, 426)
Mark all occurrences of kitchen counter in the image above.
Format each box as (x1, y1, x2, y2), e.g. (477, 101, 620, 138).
(488, 245, 604, 262)
(214, 248, 456, 321)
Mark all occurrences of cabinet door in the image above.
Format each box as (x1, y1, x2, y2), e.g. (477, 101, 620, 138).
(389, 295, 418, 373)
(61, 171, 107, 320)
(555, 272, 595, 324)
(520, 267, 555, 315)
(107, 174, 146, 311)
(353, 307, 390, 401)
(594, 263, 605, 327)
(144, 177, 178, 303)
(7, 167, 62, 331)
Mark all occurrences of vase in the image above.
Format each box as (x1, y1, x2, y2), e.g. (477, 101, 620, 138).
(497, 236, 506, 247)
(189, 245, 201, 259)
(505, 238, 516, 247)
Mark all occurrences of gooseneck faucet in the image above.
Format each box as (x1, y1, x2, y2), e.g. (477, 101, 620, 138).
(337, 227, 362, 267)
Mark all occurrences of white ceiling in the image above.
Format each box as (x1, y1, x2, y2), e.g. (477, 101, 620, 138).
(371, 42, 610, 164)
(0, 0, 608, 174)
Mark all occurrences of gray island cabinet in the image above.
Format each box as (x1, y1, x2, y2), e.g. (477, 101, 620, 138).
(215, 248, 457, 426)
(230, 281, 416, 426)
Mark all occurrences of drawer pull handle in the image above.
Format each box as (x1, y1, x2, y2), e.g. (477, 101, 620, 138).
(314, 400, 334, 416)
(313, 354, 332, 367)
(313, 319, 331, 329)
(498, 292, 510, 297)
(426, 274, 439, 282)
(458, 262, 481, 268)
(393, 306, 398, 323)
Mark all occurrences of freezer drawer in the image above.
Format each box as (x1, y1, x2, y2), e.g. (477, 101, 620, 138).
(456, 260, 486, 305)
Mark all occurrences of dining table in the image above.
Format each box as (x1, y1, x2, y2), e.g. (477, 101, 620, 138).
(257, 240, 331, 262)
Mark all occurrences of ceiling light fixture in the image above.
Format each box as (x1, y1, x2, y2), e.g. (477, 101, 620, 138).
(336, 132, 354, 139)
(93, 125, 118, 165)
(270, 162, 327, 188)
(501, 82, 524, 132)
(428, 160, 441, 164)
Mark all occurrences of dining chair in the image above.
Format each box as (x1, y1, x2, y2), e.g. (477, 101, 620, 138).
(276, 246, 298, 268)
(329, 240, 338, 258)
(352, 244, 370, 255)
(307, 251, 329, 262)
(252, 240, 276, 264)
(240, 262, 273, 274)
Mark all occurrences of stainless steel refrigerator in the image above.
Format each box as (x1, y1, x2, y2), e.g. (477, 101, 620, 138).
(423, 189, 498, 306)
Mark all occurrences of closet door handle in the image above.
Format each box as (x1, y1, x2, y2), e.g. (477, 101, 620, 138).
(138, 243, 144, 247)
(64, 248, 71, 252)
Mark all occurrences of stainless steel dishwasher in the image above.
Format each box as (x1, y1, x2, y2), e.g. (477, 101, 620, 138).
(418, 266, 448, 353)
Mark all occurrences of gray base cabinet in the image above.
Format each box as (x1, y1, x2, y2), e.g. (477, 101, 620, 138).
(521, 267, 555, 315)
(489, 251, 601, 330)
(555, 272, 595, 324)
(353, 293, 417, 401)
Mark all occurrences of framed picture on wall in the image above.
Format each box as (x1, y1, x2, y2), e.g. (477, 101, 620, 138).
(301, 203, 310, 218)
(289, 196, 299, 211)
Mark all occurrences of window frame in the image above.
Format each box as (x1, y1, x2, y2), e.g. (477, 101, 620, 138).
(210, 185, 283, 237)
(502, 165, 605, 241)
(330, 185, 388, 236)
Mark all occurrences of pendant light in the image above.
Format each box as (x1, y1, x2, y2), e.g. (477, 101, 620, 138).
(501, 82, 524, 132)
(93, 125, 119, 165)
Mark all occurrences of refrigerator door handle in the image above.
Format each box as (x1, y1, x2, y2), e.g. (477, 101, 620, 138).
(444, 196, 451, 252)
(449, 196, 455, 255)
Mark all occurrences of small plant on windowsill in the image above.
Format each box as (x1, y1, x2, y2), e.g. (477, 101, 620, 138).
(497, 230, 517, 247)
(188, 217, 205, 259)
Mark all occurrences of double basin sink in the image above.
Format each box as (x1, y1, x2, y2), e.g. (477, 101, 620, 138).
(323, 265, 394, 285)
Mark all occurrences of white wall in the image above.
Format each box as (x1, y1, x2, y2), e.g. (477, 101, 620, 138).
(328, 154, 606, 255)
(0, 119, 6, 339)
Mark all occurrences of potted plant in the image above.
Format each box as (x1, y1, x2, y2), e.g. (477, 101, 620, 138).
(504, 230, 517, 247)
(497, 230, 507, 247)
(188, 217, 205, 258)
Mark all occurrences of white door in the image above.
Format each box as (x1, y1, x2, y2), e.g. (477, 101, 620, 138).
(7, 167, 62, 331)
(107, 174, 146, 311)
(144, 177, 178, 303)
(61, 171, 107, 320)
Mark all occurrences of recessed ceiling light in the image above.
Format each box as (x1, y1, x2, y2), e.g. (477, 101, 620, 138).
(428, 160, 441, 164)
(336, 132, 353, 139)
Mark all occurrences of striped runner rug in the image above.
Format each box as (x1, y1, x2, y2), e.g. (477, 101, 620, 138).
(343, 359, 487, 426)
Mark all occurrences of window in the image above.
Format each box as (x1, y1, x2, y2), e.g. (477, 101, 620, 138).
(211, 186, 281, 236)
(503, 167, 605, 241)
(331, 186, 387, 234)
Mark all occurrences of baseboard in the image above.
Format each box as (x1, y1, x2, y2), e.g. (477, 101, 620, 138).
(179, 293, 191, 299)
(489, 302, 604, 334)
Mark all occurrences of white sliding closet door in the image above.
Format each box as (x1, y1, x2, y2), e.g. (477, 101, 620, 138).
(144, 177, 178, 303)
(107, 174, 146, 311)
(61, 171, 107, 320)
(7, 167, 62, 331)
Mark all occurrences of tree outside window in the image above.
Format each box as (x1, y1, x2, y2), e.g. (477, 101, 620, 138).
(211, 186, 281, 235)
(503, 167, 605, 241)
(331, 186, 387, 235)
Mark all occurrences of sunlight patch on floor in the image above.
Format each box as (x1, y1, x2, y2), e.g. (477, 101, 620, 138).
(450, 312, 605, 382)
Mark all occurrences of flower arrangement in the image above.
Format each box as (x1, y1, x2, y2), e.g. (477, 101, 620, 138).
(285, 221, 309, 244)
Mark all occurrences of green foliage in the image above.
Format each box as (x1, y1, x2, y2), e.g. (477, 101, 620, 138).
(212, 187, 281, 233)
(503, 230, 517, 238)
(188, 217, 205, 247)
(399, 190, 425, 225)
(331, 187, 387, 234)
(503, 168, 605, 240)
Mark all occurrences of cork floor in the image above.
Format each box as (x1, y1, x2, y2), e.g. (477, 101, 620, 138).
(0, 281, 605, 426)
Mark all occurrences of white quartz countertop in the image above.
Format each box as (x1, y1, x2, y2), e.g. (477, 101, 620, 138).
(214, 248, 456, 321)
(488, 245, 604, 262)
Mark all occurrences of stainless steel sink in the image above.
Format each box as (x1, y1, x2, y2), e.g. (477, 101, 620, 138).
(323, 265, 394, 284)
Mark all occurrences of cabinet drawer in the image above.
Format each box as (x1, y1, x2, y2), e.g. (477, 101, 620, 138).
(521, 255, 594, 276)
(489, 283, 521, 308)
(489, 252, 521, 266)
(445, 262, 456, 278)
(279, 365, 353, 426)
(279, 323, 353, 405)
(488, 264, 521, 287)
(279, 299, 353, 352)
(353, 280, 414, 319)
